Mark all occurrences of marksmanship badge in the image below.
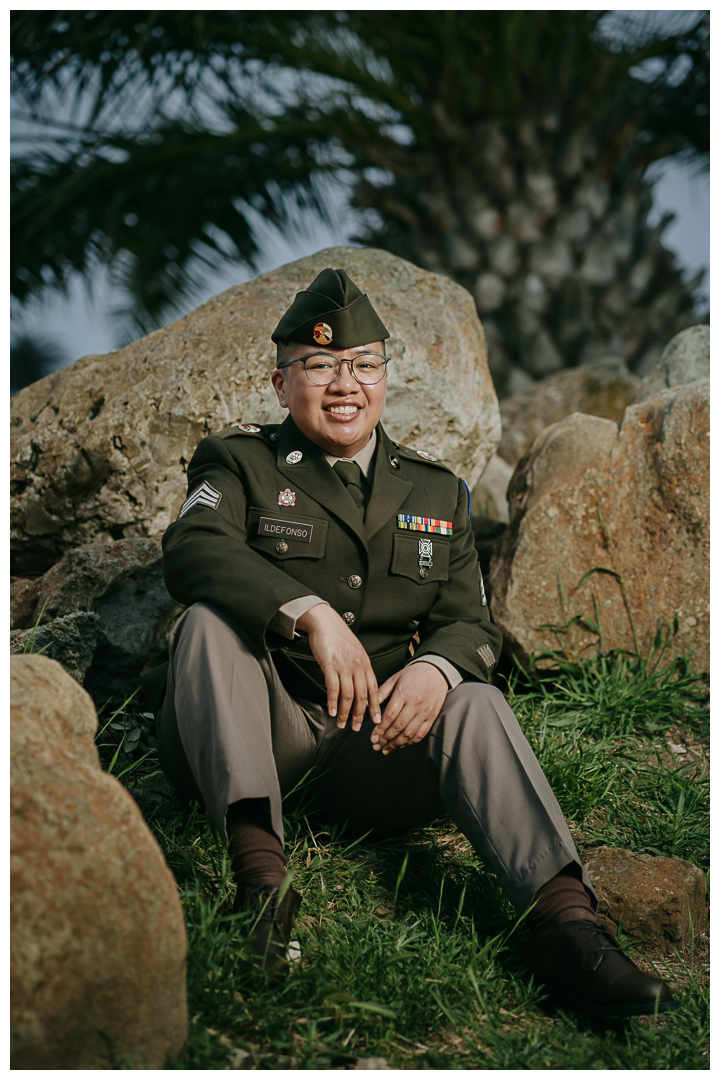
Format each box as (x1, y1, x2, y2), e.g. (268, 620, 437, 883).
(418, 538, 434, 579)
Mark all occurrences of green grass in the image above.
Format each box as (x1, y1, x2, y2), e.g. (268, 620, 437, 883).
(504, 658, 710, 872)
(95, 646, 709, 1071)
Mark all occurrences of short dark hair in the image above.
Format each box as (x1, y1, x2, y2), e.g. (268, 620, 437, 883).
(275, 338, 295, 369)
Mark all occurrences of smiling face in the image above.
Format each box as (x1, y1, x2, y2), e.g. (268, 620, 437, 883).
(270, 341, 387, 458)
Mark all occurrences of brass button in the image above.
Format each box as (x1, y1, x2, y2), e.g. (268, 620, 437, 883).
(348, 574, 363, 589)
(389, 455, 400, 470)
(342, 611, 356, 625)
(275, 541, 289, 554)
(419, 567, 428, 579)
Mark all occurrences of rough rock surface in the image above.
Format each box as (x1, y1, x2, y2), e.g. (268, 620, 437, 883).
(10, 246, 500, 574)
(10, 654, 187, 1069)
(632, 324, 710, 405)
(10, 612, 101, 684)
(10, 576, 42, 630)
(488, 380, 709, 672)
(470, 453, 514, 523)
(584, 846, 708, 952)
(25, 537, 163, 626)
(470, 517, 507, 580)
(497, 356, 639, 468)
(10, 539, 182, 693)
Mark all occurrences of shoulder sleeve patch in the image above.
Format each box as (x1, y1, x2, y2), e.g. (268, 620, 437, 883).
(178, 481, 222, 518)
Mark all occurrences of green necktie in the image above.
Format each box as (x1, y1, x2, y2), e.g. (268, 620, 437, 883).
(333, 459, 366, 518)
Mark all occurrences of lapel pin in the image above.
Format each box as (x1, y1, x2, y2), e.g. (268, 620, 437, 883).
(389, 455, 400, 470)
(285, 450, 303, 464)
(278, 488, 296, 507)
(270, 432, 280, 441)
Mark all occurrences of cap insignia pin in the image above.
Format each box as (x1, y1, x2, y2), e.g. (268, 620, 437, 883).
(278, 488, 296, 507)
(313, 322, 333, 345)
(285, 450, 303, 464)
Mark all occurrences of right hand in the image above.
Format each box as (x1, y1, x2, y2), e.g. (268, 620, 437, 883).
(296, 604, 381, 732)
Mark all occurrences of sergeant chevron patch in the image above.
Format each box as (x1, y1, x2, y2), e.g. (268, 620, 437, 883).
(397, 514, 452, 535)
(178, 481, 222, 518)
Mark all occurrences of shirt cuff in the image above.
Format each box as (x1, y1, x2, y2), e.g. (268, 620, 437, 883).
(269, 595, 329, 640)
(407, 654, 463, 690)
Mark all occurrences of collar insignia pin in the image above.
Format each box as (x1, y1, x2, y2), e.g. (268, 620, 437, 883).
(285, 450, 303, 464)
(278, 488, 296, 507)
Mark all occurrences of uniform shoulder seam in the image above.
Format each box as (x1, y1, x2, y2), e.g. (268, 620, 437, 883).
(216, 423, 278, 441)
(393, 443, 455, 474)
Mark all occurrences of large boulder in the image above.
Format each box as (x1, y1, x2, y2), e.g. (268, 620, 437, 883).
(10, 612, 101, 684)
(11, 654, 187, 1069)
(10, 538, 181, 693)
(584, 847, 708, 953)
(10, 246, 500, 575)
(10, 576, 42, 630)
(497, 355, 639, 468)
(470, 453, 514, 523)
(488, 380, 709, 672)
(631, 324, 709, 405)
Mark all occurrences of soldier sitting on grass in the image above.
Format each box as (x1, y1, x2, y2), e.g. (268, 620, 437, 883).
(144, 266, 678, 1018)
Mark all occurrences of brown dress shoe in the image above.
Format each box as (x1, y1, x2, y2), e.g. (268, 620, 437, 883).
(233, 883, 302, 981)
(527, 920, 680, 1017)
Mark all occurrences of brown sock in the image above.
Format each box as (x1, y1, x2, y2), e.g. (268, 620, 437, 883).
(529, 863, 596, 933)
(226, 798, 286, 889)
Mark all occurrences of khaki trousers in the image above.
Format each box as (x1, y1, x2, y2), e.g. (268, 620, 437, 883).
(157, 602, 596, 913)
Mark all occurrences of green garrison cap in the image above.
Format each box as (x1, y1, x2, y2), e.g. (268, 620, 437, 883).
(271, 267, 389, 349)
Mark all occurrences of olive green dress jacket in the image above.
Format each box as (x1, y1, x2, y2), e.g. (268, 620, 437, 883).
(160, 416, 502, 705)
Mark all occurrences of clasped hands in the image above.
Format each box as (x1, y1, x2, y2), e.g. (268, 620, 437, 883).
(296, 604, 448, 754)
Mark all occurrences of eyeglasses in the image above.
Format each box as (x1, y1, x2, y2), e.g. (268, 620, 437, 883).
(277, 352, 390, 386)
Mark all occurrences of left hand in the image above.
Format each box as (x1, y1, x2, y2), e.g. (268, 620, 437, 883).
(372, 662, 449, 755)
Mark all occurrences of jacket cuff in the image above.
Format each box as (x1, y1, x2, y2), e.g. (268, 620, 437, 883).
(269, 595, 328, 640)
(407, 653, 463, 690)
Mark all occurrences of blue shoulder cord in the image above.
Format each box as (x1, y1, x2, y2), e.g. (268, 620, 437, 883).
(461, 478, 472, 517)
